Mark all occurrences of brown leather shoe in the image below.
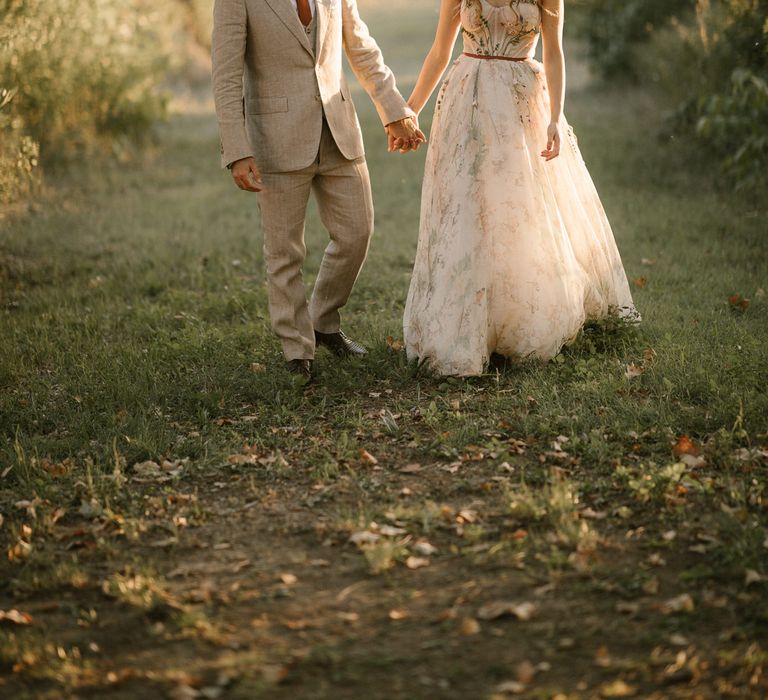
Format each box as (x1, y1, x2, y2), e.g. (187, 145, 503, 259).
(314, 330, 367, 357)
(286, 359, 313, 382)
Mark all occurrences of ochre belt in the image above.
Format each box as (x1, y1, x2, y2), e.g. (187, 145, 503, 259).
(462, 52, 529, 61)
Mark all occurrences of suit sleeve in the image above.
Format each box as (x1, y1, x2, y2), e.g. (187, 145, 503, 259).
(212, 0, 254, 168)
(341, 0, 415, 126)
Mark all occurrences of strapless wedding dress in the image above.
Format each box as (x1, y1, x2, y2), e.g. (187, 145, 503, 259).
(403, 0, 638, 376)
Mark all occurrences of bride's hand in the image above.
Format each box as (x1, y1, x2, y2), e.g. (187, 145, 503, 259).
(541, 122, 561, 161)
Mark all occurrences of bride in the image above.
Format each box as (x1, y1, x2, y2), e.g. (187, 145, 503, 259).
(403, 0, 638, 376)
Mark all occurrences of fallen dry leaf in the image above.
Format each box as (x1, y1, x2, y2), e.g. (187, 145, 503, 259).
(624, 363, 644, 379)
(133, 460, 161, 475)
(460, 617, 481, 636)
(14, 498, 42, 518)
(386, 336, 403, 352)
(745, 568, 764, 586)
(672, 436, 701, 457)
(633, 276, 648, 289)
(284, 619, 310, 630)
(728, 294, 749, 312)
(669, 633, 689, 646)
(280, 573, 298, 586)
(359, 449, 379, 466)
(170, 684, 200, 700)
(227, 454, 259, 466)
(580, 507, 608, 520)
(456, 508, 477, 524)
(659, 593, 695, 615)
(377, 524, 407, 537)
(494, 680, 526, 694)
(680, 453, 706, 468)
(40, 458, 71, 477)
(0, 609, 33, 625)
(600, 679, 637, 697)
(477, 601, 536, 622)
(388, 608, 409, 621)
(615, 601, 640, 616)
(349, 531, 380, 545)
(515, 660, 536, 684)
(642, 577, 660, 595)
(413, 540, 438, 556)
(261, 664, 289, 684)
(132, 458, 188, 482)
(595, 645, 612, 668)
(405, 556, 430, 570)
(398, 463, 422, 474)
(7, 539, 32, 562)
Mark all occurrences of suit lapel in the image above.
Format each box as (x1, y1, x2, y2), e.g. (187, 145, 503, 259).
(315, 0, 330, 65)
(262, 0, 313, 57)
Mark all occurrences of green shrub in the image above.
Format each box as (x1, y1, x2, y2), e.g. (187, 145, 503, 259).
(577, 0, 768, 195)
(577, 0, 690, 80)
(694, 68, 768, 192)
(0, 0, 169, 202)
(0, 89, 39, 205)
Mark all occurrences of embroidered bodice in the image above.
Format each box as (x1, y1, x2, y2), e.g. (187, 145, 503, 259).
(461, 0, 541, 59)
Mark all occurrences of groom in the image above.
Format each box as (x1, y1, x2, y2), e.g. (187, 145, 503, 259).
(212, 0, 424, 381)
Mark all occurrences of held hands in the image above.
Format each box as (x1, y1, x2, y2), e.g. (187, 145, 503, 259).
(231, 157, 263, 192)
(386, 116, 426, 154)
(541, 122, 561, 161)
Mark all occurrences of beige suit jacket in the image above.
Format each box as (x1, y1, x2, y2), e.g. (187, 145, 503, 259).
(212, 0, 414, 172)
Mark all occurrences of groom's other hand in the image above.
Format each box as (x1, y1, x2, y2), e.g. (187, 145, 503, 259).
(386, 117, 426, 154)
(230, 157, 264, 192)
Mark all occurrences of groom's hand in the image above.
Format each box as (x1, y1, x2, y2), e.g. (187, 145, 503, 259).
(230, 157, 263, 192)
(385, 117, 426, 154)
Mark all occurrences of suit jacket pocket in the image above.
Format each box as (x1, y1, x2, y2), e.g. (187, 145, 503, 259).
(246, 97, 289, 115)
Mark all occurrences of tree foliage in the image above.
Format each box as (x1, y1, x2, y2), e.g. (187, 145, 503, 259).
(0, 0, 169, 203)
(578, 0, 768, 194)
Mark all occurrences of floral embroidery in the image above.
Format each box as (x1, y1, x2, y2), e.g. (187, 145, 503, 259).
(461, 0, 541, 58)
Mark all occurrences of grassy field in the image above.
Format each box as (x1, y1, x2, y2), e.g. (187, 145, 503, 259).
(1, 3, 767, 698)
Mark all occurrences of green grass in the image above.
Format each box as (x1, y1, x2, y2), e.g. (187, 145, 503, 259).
(1, 4, 767, 699)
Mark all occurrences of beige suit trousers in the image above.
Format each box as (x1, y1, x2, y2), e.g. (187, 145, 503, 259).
(258, 119, 373, 360)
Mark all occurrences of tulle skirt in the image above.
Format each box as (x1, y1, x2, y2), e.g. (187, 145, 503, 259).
(403, 56, 638, 376)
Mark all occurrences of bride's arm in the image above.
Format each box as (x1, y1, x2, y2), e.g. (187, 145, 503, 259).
(540, 0, 565, 160)
(407, 0, 462, 115)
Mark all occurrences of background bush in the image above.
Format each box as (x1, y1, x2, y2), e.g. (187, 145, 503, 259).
(0, 88, 39, 205)
(577, 0, 768, 194)
(0, 0, 170, 204)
